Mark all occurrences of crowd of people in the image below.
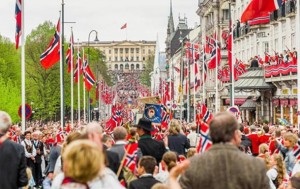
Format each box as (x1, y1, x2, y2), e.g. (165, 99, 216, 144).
(2, 110, 300, 189)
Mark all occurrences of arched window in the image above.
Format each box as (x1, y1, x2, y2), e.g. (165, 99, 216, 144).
(114, 64, 118, 70)
(125, 63, 129, 70)
(120, 64, 124, 70)
(131, 64, 134, 70)
(136, 64, 140, 70)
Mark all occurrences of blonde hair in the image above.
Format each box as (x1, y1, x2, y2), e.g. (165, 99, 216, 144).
(162, 151, 177, 172)
(272, 154, 286, 184)
(259, 143, 269, 154)
(187, 148, 197, 158)
(169, 119, 181, 135)
(283, 133, 298, 147)
(62, 140, 103, 183)
(151, 183, 170, 189)
(258, 143, 271, 169)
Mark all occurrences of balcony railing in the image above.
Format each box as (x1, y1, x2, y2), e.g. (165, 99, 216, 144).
(270, 0, 296, 22)
(264, 62, 297, 78)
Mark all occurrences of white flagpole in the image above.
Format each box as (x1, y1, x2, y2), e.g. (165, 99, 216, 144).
(230, 2, 235, 107)
(215, 29, 219, 114)
(83, 47, 86, 123)
(296, 0, 300, 130)
(202, 45, 206, 104)
(21, 0, 26, 132)
(70, 29, 74, 128)
(77, 41, 81, 126)
(59, 12, 63, 130)
(193, 51, 197, 122)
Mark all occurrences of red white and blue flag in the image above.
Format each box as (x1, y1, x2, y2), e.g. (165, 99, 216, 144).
(241, 0, 282, 23)
(123, 142, 138, 172)
(196, 122, 212, 153)
(66, 31, 74, 73)
(83, 59, 96, 91)
(15, 0, 22, 49)
(74, 50, 83, 83)
(40, 19, 61, 69)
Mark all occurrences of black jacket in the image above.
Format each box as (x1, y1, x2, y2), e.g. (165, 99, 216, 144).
(241, 135, 252, 153)
(168, 134, 190, 155)
(138, 135, 166, 163)
(0, 139, 28, 189)
(129, 175, 160, 189)
(32, 140, 44, 164)
(103, 145, 120, 174)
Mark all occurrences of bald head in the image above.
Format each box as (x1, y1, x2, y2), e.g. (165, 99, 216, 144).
(85, 121, 103, 135)
(209, 112, 239, 144)
(0, 111, 12, 134)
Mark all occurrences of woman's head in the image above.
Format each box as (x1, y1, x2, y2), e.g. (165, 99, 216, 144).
(169, 119, 181, 135)
(62, 140, 103, 183)
(283, 133, 298, 149)
(259, 143, 269, 154)
(162, 151, 177, 172)
(271, 154, 286, 184)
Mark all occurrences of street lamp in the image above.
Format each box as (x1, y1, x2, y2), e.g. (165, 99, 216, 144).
(88, 30, 99, 123)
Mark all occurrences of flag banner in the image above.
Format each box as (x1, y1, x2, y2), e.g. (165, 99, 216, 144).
(248, 14, 270, 26)
(66, 32, 74, 73)
(196, 122, 212, 153)
(83, 60, 96, 91)
(241, 0, 282, 23)
(74, 51, 83, 83)
(143, 104, 162, 123)
(121, 23, 127, 29)
(15, 0, 22, 49)
(40, 19, 60, 69)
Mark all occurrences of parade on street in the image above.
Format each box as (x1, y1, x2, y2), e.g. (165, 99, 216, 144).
(2, 0, 300, 189)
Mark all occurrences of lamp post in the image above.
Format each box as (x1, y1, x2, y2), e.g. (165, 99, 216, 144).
(87, 30, 99, 123)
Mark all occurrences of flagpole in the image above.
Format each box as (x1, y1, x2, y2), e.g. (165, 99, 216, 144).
(77, 40, 81, 126)
(202, 45, 206, 105)
(70, 28, 74, 128)
(229, 0, 235, 107)
(215, 28, 219, 114)
(193, 54, 196, 123)
(179, 33, 184, 123)
(296, 0, 300, 130)
(61, 0, 65, 128)
(59, 10, 64, 130)
(83, 47, 86, 123)
(21, 0, 25, 132)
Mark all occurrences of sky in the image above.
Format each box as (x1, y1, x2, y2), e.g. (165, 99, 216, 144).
(0, 0, 199, 50)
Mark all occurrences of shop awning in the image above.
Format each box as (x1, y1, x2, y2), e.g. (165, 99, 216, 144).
(240, 99, 256, 110)
(225, 98, 247, 105)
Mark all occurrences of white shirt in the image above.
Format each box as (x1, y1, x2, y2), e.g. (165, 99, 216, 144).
(187, 131, 198, 147)
(21, 139, 36, 158)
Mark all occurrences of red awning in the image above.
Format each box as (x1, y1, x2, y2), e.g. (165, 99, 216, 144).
(272, 99, 279, 106)
(289, 99, 297, 106)
(280, 99, 289, 106)
(225, 98, 247, 105)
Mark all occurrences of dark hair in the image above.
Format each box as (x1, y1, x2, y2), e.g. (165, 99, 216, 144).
(139, 156, 157, 174)
(209, 112, 238, 143)
(263, 126, 269, 134)
(24, 131, 31, 136)
(239, 124, 244, 133)
(113, 127, 127, 141)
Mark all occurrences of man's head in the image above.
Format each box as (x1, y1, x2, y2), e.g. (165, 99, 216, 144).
(0, 111, 12, 135)
(135, 118, 153, 136)
(137, 156, 157, 176)
(209, 112, 240, 146)
(24, 131, 31, 140)
(85, 121, 103, 136)
(113, 126, 127, 141)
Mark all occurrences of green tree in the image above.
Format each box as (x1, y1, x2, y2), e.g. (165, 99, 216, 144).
(25, 21, 61, 121)
(140, 54, 154, 87)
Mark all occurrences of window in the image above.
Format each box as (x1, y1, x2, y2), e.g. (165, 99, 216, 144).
(136, 64, 140, 69)
(115, 57, 118, 61)
(131, 57, 134, 61)
(222, 9, 229, 21)
(148, 49, 151, 54)
(274, 38, 279, 52)
(114, 48, 118, 53)
(125, 48, 129, 53)
(109, 57, 111, 61)
(125, 57, 129, 61)
(136, 56, 139, 61)
(120, 48, 123, 53)
(136, 48, 140, 53)
(120, 64, 124, 70)
(143, 49, 145, 54)
(143, 57, 145, 61)
(120, 57, 123, 61)
(131, 64, 134, 70)
(109, 50, 111, 54)
(131, 48, 134, 53)
(125, 63, 129, 70)
(115, 64, 118, 70)
(264, 42, 269, 53)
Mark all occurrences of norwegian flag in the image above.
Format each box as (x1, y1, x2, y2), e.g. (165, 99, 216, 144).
(294, 139, 300, 159)
(66, 31, 74, 73)
(207, 33, 221, 69)
(186, 42, 200, 61)
(74, 51, 83, 83)
(40, 18, 61, 69)
(123, 142, 139, 172)
(196, 122, 212, 153)
(193, 60, 201, 90)
(200, 104, 213, 123)
(248, 13, 270, 26)
(205, 36, 215, 54)
(234, 59, 247, 80)
(161, 105, 170, 128)
(83, 59, 96, 91)
(15, 0, 22, 49)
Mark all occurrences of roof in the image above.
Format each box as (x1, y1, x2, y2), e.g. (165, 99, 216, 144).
(240, 99, 257, 110)
(235, 68, 275, 91)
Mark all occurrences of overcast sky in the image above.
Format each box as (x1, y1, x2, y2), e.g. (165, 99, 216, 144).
(0, 0, 199, 50)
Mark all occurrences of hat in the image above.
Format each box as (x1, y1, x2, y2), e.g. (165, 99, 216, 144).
(134, 118, 154, 131)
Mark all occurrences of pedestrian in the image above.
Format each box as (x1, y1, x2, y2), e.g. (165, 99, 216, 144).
(267, 153, 286, 189)
(179, 112, 270, 189)
(0, 111, 28, 189)
(155, 151, 178, 183)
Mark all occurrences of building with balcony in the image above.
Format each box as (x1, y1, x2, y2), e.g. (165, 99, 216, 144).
(80, 40, 156, 72)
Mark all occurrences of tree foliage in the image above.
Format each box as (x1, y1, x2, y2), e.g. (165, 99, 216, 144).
(140, 54, 154, 87)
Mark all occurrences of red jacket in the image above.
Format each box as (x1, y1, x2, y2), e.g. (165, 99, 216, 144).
(259, 134, 271, 145)
(247, 133, 259, 155)
(269, 137, 283, 155)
